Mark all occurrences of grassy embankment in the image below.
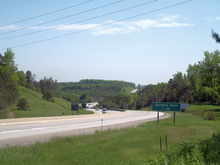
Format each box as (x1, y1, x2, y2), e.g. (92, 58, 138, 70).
(121, 86, 135, 93)
(9, 86, 93, 118)
(0, 111, 219, 164)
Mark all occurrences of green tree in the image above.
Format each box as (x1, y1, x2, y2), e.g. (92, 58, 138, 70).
(17, 71, 26, 86)
(211, 29, 220, 44)
(0, 48, 17, 70)
(25, 70, 36, 90)
(17, 97, 30, 110)
(43, 91, 53, 101)
(0, 49, 19, 109)
(198, 50, 220, 88)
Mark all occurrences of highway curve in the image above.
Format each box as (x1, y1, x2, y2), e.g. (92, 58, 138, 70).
(0, 110, 171, 148)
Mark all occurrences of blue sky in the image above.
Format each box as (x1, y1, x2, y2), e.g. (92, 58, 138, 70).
(0, 0, 219, 85)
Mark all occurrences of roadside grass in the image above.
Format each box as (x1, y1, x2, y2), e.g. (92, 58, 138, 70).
(188, 103, 220, 120)
(0, 113, 219, 164)
(9, 86, 93, 118)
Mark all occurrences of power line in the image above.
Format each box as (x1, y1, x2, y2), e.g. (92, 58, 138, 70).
(0, 0, 158, 40)
(0, 0, 124, 36)
(0, 0, 192, 51)
(0, 0, 93, 28)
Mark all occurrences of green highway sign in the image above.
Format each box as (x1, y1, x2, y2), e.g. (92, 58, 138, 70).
(152, 102, 181, 112)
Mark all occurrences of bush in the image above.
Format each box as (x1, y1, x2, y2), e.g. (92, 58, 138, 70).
(16, 97, 30, 110)
(203, 111, 216, 120)
(43, 91, 53, 101)
(51, 98, 55, 103)
(146, 132, 220, 164)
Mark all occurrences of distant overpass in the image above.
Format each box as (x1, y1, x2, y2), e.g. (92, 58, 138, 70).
(130, 89, 138, 94)
(86, 102, 98, 108)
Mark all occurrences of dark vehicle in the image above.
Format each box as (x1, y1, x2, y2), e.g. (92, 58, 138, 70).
(102, 109, 108, 114)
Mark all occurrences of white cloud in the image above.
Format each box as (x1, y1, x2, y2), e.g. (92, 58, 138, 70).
(91, 16, 194, 35)
(0, 25, 19, 30)
(92, 28, 125, 35)
(0, 15, 195, 35)
(133, 19, 158, 28)
(216, 17, 220, 20)
(92, 26, 139, 35)
(56, 23, 99, 30)
(160, 15, 179, 22)
(155, 22, 194, 28)
(205, 17, 211, 20)
(56, 15, 195, 35)
(27, 26, 38, 30)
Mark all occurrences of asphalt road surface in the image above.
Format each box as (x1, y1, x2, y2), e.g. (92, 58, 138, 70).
(0, 110, 170, 148)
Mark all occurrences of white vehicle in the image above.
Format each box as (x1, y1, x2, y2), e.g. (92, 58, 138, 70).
(102, 109, 108, 114)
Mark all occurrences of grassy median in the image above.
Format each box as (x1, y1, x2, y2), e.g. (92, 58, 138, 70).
(0, 112, 219, 164)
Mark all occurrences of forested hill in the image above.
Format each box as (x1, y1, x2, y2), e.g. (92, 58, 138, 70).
(57, 79, 135, 102)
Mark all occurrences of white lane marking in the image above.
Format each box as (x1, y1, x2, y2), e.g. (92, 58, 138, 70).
(0, 122, 99, 135)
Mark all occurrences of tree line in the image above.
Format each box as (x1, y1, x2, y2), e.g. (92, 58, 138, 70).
(57, 80, 135, 102)
(99, 50, 220, 110)
(99, 29, 220, 110)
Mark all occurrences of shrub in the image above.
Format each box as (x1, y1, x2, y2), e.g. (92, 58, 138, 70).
(51, 98, 55, 103)
(16, 97, 30, 110)
(146, 132, 220, 164)
(43, 91, 53, 101)
(203, 111, 216, 120)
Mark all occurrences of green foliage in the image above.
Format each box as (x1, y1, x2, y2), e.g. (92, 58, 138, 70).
(58, 79, 135, 102)
(16, 97, 30, 110)
(99, 50, 220, 112)
(203, 111, 216, 120)
(99, 71, 194, 110)
(0, 49, 20, 110)
(147, 132, 220, 164)
(51, 98, 55, 103)
(211, 29, 220, 44)
(98, 93, 135, 109)
(17, 71, 26, 86)
(0, 48, 17, 69)
(42, 91, 53, 101)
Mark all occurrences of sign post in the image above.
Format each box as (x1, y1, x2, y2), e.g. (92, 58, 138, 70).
(101, 119, 103, 131)
(157, 111, 159, 123)
(71, 103, 79, 115)
(152, 102, 181, 124)
(174, 112, 176, 124)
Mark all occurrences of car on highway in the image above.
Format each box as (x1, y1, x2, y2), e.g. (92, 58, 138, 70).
(102, 109, 108, 114)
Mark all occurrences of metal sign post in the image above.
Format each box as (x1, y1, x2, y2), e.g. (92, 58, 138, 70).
(157, 111, 159, 122)
(101, 119, 103, 131)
